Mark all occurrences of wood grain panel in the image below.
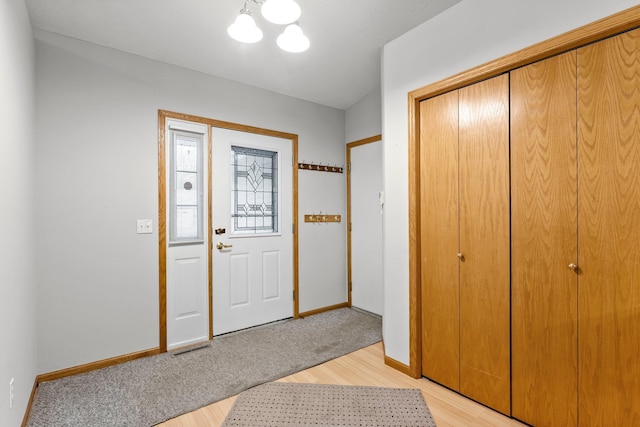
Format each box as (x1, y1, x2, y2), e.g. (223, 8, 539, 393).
(292, 135, 299, 318)
(158, 112, 168, 352)
(408, 95, 423, 378)
(577, 28, 640, 426)
(36, 347, 161, 383)
(458, 74, 511, 415)
(511, 52, 578, 427)
(419, 91, 460, 391)
(298, 302, 349, 318)
(208, 125, 213, 340)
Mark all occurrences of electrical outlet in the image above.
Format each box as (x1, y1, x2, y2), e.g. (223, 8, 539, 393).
(9, 378, 14, 409)
(136, 219, 153, 234)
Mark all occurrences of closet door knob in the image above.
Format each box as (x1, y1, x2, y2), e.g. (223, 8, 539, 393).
(457, 253, 465, 261)
(568, 263, 578, 272)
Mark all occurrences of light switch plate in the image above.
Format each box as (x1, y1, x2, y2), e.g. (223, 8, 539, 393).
(136, 219, 153, 234)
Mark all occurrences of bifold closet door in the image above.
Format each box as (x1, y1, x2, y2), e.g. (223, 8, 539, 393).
(420, 74, 510, 415)
(577, 28, 640, 425)
(458, 74, 511, 415)
(420, 90, 460, 391)
(511, 51, 578, 427)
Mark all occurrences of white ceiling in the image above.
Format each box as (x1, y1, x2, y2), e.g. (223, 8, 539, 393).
(25, 0, 461, 109)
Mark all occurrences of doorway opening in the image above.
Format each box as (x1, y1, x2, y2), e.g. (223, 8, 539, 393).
(346, 135, 383, 316)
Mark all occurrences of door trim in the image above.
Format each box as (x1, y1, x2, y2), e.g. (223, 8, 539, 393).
(346, 135, 382, 308)
(406, 5, 640, 378)
(158, 110, 299, 353)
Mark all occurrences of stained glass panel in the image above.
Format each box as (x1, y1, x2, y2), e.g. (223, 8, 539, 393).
(231, 146, 278, 234)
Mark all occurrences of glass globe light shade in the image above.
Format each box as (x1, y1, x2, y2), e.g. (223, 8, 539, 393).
(227, 12, 263, 43)
(261, 0, 301, 25)
(277, 23, 310, 53)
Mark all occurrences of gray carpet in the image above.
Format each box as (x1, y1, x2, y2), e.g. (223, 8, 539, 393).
(27, 308, 382, 427)
(222, 382, 437, 427)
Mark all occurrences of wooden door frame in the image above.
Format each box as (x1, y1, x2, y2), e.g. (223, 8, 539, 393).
(158, 110, 300, 352)
(346, 135, 382, 307)
(406, 6, 640, 378)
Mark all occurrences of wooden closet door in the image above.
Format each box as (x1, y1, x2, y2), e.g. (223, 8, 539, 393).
(511, 51, 578, 426)
(577, 28, 640, 425)
(458, 74, 511, 415)
(419, 90, 460, 391)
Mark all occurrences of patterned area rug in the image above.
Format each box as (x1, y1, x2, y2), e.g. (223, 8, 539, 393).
(222, 382, 437, 426)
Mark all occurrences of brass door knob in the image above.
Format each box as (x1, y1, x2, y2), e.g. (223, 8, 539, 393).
(568, 263, 578, 272)
(216, 242, 233, 250)
(457, 253, 465, 261)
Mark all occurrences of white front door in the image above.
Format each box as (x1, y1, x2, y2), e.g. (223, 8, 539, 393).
(349, 139, 383, 315)
(212, 127, 293, 335)
(166, 120, 209, 349)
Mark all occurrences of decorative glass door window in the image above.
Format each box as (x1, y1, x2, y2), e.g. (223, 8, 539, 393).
(231, 146, 278, 234)
(170, 130, 204, 243)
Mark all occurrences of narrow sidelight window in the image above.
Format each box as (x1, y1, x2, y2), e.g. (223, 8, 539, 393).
(170, 130, 204, 243)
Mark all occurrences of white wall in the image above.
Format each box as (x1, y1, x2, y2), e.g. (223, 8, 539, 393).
(34, 30, 345, 373)
(345, 86, 381, 143)
(0, 0, 37, 425)
(382, 0, 640, 365)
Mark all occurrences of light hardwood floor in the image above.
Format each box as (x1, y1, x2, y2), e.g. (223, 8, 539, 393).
(158, 342, 526, 426)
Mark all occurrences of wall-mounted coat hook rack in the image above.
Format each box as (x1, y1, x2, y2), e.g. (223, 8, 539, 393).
(298, 162, 343, 173)
(304, 214, 342, 223)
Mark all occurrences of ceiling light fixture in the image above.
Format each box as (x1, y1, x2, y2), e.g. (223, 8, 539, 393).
(228, 0, 309, 53)
(227, 5, 263, 44)
(261, 0, 300, 25)
(277, 22, 310, 53)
